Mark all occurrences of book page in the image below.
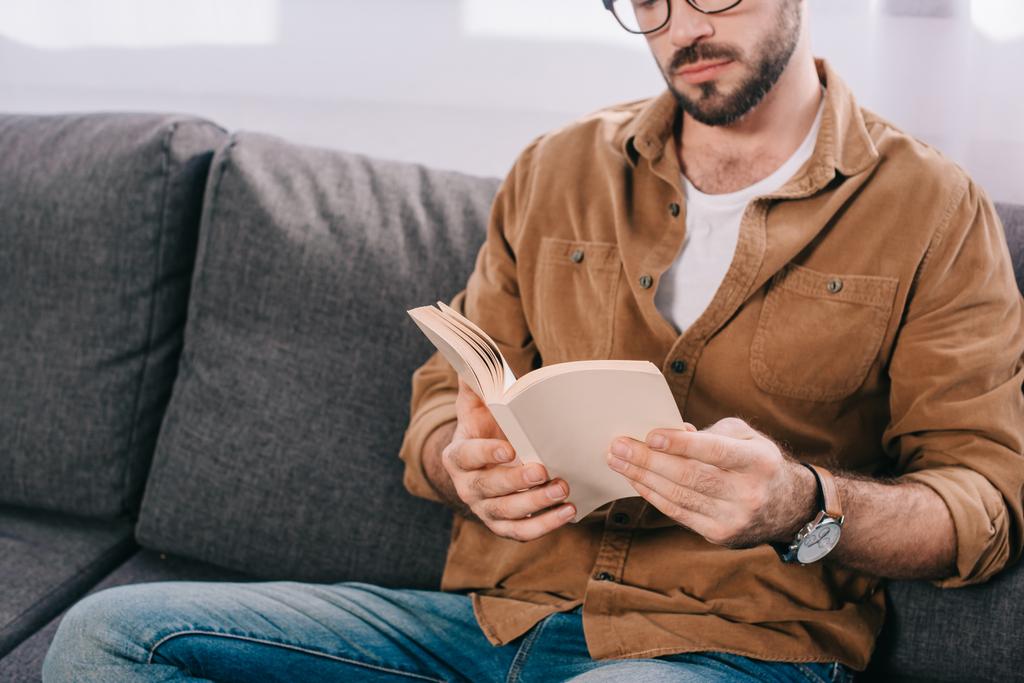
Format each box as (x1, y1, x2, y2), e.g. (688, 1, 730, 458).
(407, 307, 492, 399)
(436, 300, 517, 391)
(429, 309, 501, 392)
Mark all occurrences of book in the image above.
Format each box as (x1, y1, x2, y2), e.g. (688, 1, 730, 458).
(407, 301, 686, 521)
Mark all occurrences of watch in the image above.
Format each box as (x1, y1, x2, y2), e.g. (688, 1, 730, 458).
(770, 463, 845, 565)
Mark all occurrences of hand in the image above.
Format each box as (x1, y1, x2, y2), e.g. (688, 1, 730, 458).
(605, 417, 814, 549)
(441, 378, 576, 541)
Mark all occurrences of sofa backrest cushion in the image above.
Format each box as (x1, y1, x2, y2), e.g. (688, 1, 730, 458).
(135, 132, 500, 586)
(996, 202, 1024, 294)
(0, 114, 226, 518)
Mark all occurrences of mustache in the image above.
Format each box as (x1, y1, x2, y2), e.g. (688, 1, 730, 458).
(669, 43, 742, 71)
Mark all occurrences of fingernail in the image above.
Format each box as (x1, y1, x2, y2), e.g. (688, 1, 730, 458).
(559, 505, 576, 519)
(546, 483, 566, 499)
(611, 440, 630, 457)
(495, 448, 512, 462)
(647, 434, 667, 449)
(525, 465, 545, 484)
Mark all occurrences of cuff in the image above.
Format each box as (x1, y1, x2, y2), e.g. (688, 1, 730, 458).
(398, 390, 459, 504)
(898, 465, 1011, 588)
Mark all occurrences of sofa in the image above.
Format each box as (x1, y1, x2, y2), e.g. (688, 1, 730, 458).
(0, 112, 1020, 682)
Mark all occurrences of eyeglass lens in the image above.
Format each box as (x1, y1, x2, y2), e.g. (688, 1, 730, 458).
(609, 0, 742, 34)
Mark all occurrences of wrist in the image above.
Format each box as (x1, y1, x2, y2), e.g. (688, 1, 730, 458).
(422, 420, 466, 511)
(773, 460, 819, 543)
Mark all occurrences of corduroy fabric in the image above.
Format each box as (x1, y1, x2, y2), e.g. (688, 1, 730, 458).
(398, 58, 1024, 673)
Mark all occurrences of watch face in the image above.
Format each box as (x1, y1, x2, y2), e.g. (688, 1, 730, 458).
(796, 521, 842, 564)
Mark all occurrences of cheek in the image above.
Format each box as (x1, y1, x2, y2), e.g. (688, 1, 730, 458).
(646, 36, 673, 72)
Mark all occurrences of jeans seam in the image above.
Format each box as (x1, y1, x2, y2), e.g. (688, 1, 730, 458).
(147, 629, 447, 682)
(504, 615, 552, 683)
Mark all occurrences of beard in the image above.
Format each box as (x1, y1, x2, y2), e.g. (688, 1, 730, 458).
(664, 0, 802, 127)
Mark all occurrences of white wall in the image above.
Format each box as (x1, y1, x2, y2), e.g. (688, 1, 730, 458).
(1, 0, 1022, 202)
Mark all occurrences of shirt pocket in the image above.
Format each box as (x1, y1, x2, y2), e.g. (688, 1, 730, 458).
(533, 237, 622, 362)
(750, 263, 899, 402)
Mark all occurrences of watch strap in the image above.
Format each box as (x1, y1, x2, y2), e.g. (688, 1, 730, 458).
(804, 463, 842, 520)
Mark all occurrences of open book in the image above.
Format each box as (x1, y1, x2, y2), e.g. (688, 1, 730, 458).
(407, 301, 686, 521)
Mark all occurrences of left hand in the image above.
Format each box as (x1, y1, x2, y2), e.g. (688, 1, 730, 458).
(606, 417, 813, 549)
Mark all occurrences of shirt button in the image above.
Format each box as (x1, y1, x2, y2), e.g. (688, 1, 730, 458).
(612, 512, 630, 525)
(639, 274, 653, 289)
(669, 202, 681, 217)
(671, 359, 687, 374)
(594, 571, 615, 581)
(826, 278, 843, 294)
(570, 248, 584, 263)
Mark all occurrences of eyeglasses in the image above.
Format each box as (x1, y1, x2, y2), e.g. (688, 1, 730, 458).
(602, 0, 744, 34)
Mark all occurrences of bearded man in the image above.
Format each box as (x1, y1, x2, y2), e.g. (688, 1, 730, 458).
(44, 1, 1024, 681)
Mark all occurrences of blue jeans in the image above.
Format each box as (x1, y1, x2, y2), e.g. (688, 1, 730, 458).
(42, 580, 856, 682)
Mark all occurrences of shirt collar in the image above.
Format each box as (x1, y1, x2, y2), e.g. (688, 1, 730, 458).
(620, 57, 879, 182)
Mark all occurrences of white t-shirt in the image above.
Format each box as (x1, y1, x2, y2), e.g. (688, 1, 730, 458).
(654, 91, 826, 335)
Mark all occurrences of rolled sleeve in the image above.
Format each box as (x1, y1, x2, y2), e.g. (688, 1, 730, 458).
(397, 344, 460, 504)
(899, 465, 1011, 588)
(883, 177, 1024, 588)
(398, 142, 542, 505)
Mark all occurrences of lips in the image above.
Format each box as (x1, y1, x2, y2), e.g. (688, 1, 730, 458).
(678, 59, 733, 76)
(676, 59, 734, 85)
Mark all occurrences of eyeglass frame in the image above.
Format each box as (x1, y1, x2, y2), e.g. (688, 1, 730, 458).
(601, 0, 745, 34)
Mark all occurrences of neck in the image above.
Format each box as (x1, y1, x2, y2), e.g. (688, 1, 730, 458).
(678, 52, 822, 183)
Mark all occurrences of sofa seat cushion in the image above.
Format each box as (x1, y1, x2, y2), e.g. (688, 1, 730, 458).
(136, 133, 501, 585)
(0, 549, 248, 681)
(0, 505, 134, 659)
(0, 114, 227, 518)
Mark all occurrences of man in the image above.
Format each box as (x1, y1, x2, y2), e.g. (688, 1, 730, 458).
(44, 0, 1024, 681)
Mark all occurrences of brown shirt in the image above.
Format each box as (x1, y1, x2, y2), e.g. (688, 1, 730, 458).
(397, 58, 1024, 672)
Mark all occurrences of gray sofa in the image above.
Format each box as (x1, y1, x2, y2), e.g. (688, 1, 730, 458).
(0, 113, 1020, 682)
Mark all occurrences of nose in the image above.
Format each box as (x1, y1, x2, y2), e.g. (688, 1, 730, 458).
(666, 0, 715, 47)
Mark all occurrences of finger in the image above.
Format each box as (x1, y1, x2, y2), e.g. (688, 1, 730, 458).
(486, 501, 577, 542)
(476, 478, 570, 522)
(608, 441, 730, 501)
(610, 437, 723, 496)
(606, 451, 720, 515)
(629, 478, 717, 540)
(641, 429, 753, 471)
(444, 438, 514, 472)
(456, 379, 513, 443)
(456, 456, 552, 499)
(465, 460, 550, 500)
(457, 376, 485, 404)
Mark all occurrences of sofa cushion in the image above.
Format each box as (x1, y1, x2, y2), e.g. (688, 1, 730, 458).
(136, 133, 501, 584)
(995, 202, 1024, 294)
(0, 505, 135, 659)
(0, 549, 249, 681)
(863, 558, 1024, 682)
(0, 114, 227, 518)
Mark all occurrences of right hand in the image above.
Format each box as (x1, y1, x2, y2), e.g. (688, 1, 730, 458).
(441, 377, 576, 541)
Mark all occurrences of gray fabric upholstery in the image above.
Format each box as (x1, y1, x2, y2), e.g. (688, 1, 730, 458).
(995, 202, 1024, 294)
(136, 131, 501, 585)
(0, 549, 248, 681)
(865, 560, 1024, 682)
(0, 114, 227, 518)
(0, 505, 134, 659)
